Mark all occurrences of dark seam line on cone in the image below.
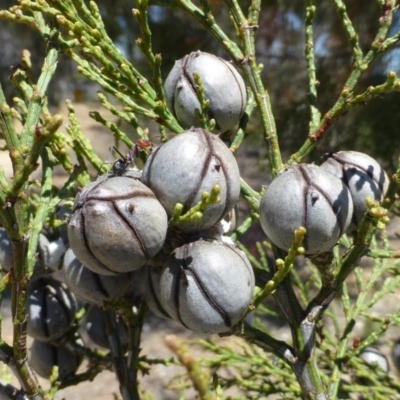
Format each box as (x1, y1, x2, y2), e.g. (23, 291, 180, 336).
(174, 262, 191, 330)
(74, 179, 107, 211)
(182, 54, 197, 96)
(92, 272, 110, 300)
(310, 182, 346, 234)
(300, 165, 347, 235)
(331, 154, 386, 194)
(148, 269, 171, 319)
(41, 283, 50, 339)
(183, 129, 214, 212)
(215, 153, 231, 221)
(169, 56, 187, 118)
(86, 191, 155, 202)
(220, 57, 246, 115)
(142, 146, 162, 186)
(338, 163, 358, 229)
(298, 166, 309, 251)
(80, 212, 116, 274)
(186, 267, 232, 328)
(111, 201, 149, 259)
(55, 284, 74, 329)
(228, 245, 253, 279)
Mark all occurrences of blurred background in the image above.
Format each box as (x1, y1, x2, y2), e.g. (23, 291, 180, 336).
(0, 0, 399, 172)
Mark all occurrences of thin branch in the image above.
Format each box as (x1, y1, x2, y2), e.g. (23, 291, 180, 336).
(288, 0, 398, 165)
(333, 0, 364, 63)
(305, 0, 321, 131)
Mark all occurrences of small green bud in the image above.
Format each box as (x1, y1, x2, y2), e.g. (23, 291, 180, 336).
(211, 184, 221, 195)
(377, 221, 386, 230)
(276, 259, 284, 270)
(387, 71, 397, 82)
(297, 247, 305, 255)
(189, 211, 203, 222)
(56, 15, 67, 26)
(172, 203, 184, 220)
(201, 191, 210, 201)
(120, 63, 129, 73)
(89, 1, 100, 14)
(91, 29, 102, 40)
(73, 22, 83, 35)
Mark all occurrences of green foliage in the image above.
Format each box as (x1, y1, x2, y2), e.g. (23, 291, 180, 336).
(0, 1, 400, 399)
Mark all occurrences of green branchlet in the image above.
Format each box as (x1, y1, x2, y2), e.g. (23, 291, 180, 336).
(192, 72, 215, 131)
(327, 233, 400, 398)
(172, 184, 221, 225)
(334, 0, 363, 63)
(240, 178, 261, 212)
(95, 92, 148, 141)
(199, 338, 301, 398)
(48, 366, 60, 395)
(305, 0, 321, 132)
(225, 0, 283, 175)
(6, 0, 183, 133)
(252, 226, 306, 309)
(88, 111, 134, 149)
(229, 88, 256, 153)
(288, 0, 400, 165)
(229, 212, 258, 242)
(0, 84, 22, 173)
(132, 1, 166, 104)
(65, 100, 107, 176)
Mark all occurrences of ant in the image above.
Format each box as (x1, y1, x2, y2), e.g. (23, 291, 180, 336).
(111, 139, 153, 176)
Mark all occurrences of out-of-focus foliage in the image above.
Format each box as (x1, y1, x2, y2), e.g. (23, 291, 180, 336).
(1, 0, 398, 169)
